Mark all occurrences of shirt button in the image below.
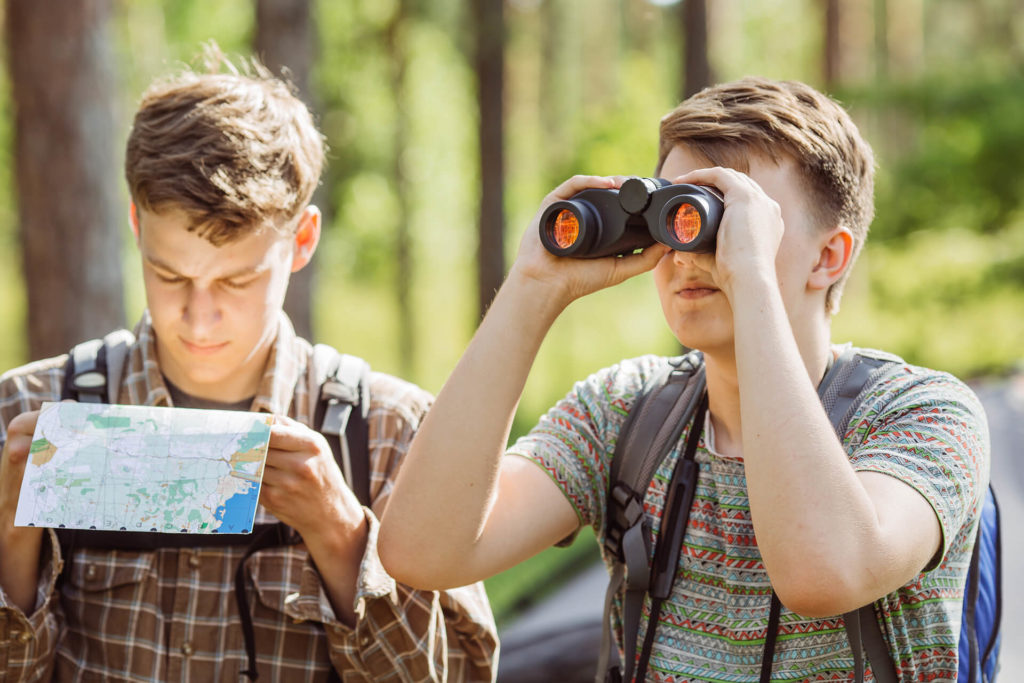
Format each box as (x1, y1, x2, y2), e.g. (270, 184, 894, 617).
(17, 631, 33, 643)
(85, 564, 98, 580)
(359, 633, 372, 647)
(188, 554, 200, 569)
(181, 642, 194, 657)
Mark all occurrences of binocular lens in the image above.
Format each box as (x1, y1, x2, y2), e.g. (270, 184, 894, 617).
(670, 203, 702, 245)
(551, 209, 581, 249)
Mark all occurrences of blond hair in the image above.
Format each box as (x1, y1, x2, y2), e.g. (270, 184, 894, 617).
(125, 45, 325, 245)
(657, 77, 875, 313)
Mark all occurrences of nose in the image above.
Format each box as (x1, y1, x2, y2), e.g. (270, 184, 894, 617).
(671, 248, 700, 267)
(182, 284, 221, 337)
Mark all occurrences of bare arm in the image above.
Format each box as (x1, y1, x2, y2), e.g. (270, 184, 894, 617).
(379, 176, 670, 589)
(683, 165, 945, 617)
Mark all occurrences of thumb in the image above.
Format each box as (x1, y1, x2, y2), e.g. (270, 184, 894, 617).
(607, 243, 671, 286)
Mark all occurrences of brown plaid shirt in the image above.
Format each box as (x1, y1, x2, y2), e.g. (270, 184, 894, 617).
(0, 314, 497, 682)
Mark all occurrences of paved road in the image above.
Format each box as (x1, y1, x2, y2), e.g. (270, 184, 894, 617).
(500, 371, 1024, 677)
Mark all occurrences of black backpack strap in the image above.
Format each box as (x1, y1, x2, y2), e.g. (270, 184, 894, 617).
(312, 344, 372, 508)
(234, 523, 300, 681)
(57, 330, 136, 575)
(598, 352, 706, 683)
(634, 392, 707, 682)
(817, 348, 904, 683)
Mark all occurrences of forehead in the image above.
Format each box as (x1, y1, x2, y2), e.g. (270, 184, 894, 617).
(137, 207, 291, 275)
(661, 144, 811, 219)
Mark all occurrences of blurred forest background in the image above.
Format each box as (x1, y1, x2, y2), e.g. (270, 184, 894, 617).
(1, 0, 1022, 625)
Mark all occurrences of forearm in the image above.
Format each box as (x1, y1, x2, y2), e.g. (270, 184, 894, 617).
(0, 529, 60, 682)
(304, 511, 369, 628)
(0, 528, 44, 614)
(380, 269, 567, 586)
(731, 280, 892, 613)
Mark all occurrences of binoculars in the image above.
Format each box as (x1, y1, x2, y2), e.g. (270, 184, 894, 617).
(539, 178, 724, 258)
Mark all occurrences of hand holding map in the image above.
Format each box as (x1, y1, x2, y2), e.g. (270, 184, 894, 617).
(15, 402, 273, 534)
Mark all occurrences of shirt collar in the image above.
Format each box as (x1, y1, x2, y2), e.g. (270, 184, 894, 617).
(129, 310, 302, 414)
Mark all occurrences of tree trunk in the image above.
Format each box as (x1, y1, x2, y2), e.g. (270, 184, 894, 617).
(824, 0, 842, 88)
(474, 0, 506, 322)
(6, 0, 125, 361)
(254, 0, 318, 341)
(682, 0, 712, 99)
(386, 0, 415, 378)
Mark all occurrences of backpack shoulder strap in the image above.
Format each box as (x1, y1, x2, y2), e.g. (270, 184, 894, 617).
(598, 351, 706, 683)
(63, 329, 135, 403)
(312, 344, 372, 508)
(817, 348, 903, 683)
(57, 330, 136, 562)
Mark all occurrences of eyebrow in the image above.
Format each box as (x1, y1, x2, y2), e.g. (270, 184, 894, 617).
(142, 254, 268, 281)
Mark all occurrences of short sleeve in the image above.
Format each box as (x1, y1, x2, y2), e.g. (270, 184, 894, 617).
(843, 366, 990, 566)
(507, 355, 670, 537)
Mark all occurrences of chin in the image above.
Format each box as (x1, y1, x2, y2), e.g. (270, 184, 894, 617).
(673, 326, 733, 357)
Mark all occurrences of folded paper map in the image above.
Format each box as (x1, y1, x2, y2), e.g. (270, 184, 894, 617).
(15, 402, 273, 534)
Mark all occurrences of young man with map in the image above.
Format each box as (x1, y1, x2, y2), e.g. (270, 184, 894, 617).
(0, 49, 496, 681)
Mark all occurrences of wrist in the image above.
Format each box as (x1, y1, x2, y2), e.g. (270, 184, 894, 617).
(305, 505, 369, 562)
(720, 265, 778, 304)
(504, 264, 574, 322)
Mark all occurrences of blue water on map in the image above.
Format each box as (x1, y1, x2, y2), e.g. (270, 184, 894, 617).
(214, 483, 259, 533)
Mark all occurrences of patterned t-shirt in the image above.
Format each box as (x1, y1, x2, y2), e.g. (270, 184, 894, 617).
(508, 348, 989, 682)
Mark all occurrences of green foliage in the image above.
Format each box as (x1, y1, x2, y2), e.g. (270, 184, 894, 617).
(829, 75, 1024, 379)
(858, 76, 1024, 242)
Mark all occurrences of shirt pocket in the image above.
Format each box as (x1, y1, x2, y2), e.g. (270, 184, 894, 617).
(248, 547, 328, 625)
(60, 550, 158, 664)
(246, 549, 338, 676)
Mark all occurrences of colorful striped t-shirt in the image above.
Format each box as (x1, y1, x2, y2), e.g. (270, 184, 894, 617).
(509, 349, 989, 682)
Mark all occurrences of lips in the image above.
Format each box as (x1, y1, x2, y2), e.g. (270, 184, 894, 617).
(180, 338, 229, 355)
(677, 281, 719, 299)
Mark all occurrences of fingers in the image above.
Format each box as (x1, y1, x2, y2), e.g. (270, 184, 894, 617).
(3, 411, 41, 466)
(545, 175, 618, 203)
(672, 166, 762, 199)
(611, 243, 672, 283)
(268, 415, 320, 455)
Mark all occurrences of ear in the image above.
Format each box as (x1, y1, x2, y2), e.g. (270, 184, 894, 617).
(291, 205, 322, 273)
(129, 202, 141, 244)
(808, 226, 854, 291)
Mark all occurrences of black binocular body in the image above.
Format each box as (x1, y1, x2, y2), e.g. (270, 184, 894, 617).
(539, 177, 724, 258)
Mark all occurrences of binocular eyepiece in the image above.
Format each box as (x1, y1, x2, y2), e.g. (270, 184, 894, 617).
(539, 177, 724, 258)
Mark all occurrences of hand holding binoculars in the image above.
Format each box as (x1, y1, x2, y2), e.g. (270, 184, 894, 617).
(539, 177, 724, 258)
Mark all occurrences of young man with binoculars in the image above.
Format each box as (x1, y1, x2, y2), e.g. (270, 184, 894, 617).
(380, 77, 989, 680)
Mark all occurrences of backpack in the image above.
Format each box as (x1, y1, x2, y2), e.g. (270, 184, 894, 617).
(56, 329, 373, 682)
(598, 348, 1001, 683)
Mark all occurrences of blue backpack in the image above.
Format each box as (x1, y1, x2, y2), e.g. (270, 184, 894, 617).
(600, 348, 1002, 682)
(961, 487, 1001, 683)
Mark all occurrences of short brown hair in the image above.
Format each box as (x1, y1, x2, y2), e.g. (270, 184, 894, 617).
(657, 77, 875, 313)
(125, 46, 325, 245)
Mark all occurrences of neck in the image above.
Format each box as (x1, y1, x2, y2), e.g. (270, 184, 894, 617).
(703, 318, 833, 458)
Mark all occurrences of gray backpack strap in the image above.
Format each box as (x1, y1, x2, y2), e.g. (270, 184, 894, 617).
(819, 348, 904, 683)
(598, 352, 706, 683)
(312, 344, 372, 507)
(64, 329, 135, 403)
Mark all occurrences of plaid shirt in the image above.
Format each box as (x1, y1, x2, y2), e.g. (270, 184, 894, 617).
(0, 313, 497, 682)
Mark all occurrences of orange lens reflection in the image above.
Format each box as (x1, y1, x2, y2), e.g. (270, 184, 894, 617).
(552, 210, 580, 249)
(671, 204, 702, 244)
